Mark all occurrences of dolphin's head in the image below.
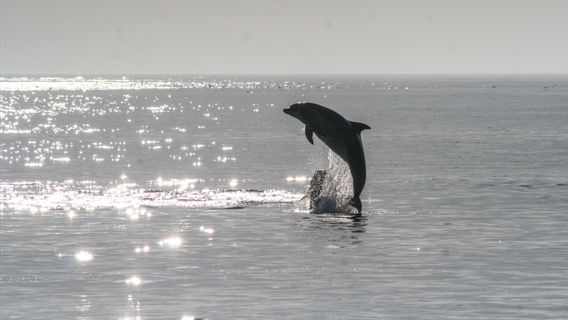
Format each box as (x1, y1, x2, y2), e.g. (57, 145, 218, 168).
(283, 102, 306, 122)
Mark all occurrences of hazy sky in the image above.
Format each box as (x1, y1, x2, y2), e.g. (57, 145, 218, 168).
(2, 0, 567, 75)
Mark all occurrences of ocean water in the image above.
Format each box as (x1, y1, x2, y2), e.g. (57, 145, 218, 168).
(1, 75, 567, 319)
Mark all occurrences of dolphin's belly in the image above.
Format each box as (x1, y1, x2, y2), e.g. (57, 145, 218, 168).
(318, 134, 349, 161)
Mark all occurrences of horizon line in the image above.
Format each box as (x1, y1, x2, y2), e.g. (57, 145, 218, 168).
(2, 72, 568, 78)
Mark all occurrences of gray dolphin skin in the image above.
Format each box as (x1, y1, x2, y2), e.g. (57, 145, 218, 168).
(283, 102, 370, 213)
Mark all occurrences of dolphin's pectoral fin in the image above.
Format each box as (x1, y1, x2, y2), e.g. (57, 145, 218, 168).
(304, 125, 314, 145)
(350, 121, 371, 133)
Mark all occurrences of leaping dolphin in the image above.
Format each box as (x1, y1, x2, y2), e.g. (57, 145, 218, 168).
(283, 102, 370, 213)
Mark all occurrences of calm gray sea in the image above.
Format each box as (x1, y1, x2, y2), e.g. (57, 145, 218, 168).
(1, 75, 567, 319)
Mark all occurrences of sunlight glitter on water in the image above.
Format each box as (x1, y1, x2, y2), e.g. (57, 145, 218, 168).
(199, 226, 215, 234)
(156, 177, 203, 189)
(0, 179, 302, 213)
(134, 245, 150, 254)
(125, 276, 142, 286)
(286, 175, 310, 182)
(123, 206, 151, 221)
(75, 250, 94, 263)
(0, 79, 286, 175)
(158, 236, 183, 249)
(66, 210, 76, 219)
(1, 76, 317, 92)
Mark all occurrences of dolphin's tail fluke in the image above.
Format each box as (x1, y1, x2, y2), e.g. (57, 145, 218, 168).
(348, 197, 362, 214)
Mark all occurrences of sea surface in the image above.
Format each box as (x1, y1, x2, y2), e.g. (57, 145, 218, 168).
(1, 75, 567, 319)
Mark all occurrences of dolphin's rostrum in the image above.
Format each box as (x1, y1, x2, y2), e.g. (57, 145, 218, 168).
(283, 102, 370, 213)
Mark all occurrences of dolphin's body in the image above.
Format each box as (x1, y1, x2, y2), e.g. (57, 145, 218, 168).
(283, 102, 370, 213)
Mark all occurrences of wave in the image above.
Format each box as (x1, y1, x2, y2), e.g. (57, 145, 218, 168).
(0, 179, 302, 213)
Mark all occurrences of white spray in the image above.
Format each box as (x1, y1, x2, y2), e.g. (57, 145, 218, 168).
(301, 150, 358, 214)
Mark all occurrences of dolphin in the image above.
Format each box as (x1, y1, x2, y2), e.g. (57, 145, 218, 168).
(283, 102, 370, 213)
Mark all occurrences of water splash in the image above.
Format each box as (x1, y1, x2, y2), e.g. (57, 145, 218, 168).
(297, 150, 357, 214)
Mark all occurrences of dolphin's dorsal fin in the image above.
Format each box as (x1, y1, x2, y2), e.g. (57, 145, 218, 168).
(350, 121, 371, 133)
(304, 125, 314, 144)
